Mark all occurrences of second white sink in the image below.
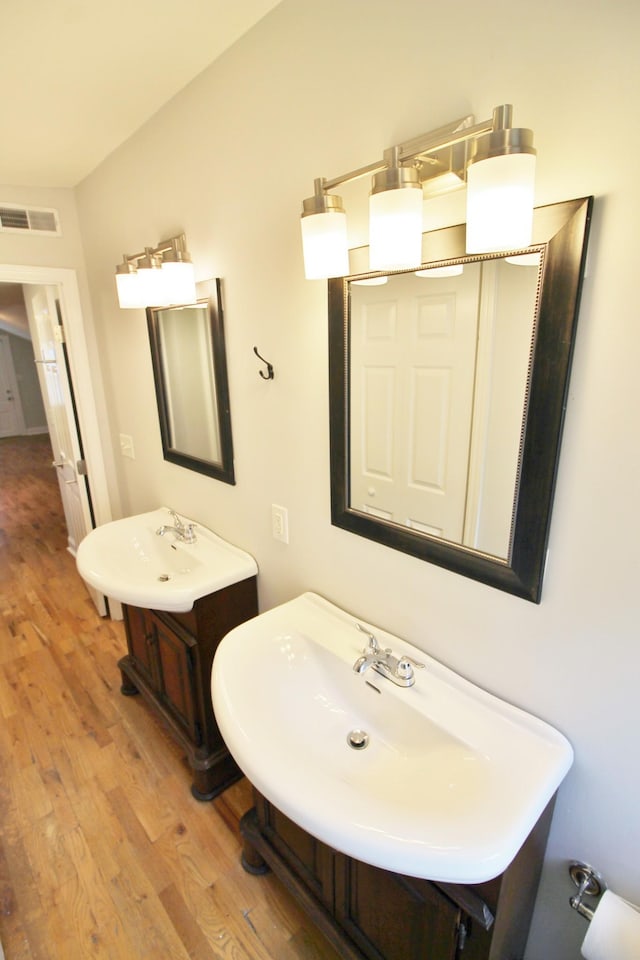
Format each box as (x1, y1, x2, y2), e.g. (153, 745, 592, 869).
(76, 507, 257, 612)
(211, 592, 573, 884)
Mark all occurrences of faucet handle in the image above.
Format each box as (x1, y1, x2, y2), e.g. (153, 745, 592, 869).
(396, 656, 425, 684)
(400, 655, 425, 670)
(356, 622, 380, 653)
(396, 659, 415, 681)
(182, 523, 197, 543)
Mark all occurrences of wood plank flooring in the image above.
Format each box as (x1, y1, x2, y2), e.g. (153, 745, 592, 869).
(0, 435, 340, 960)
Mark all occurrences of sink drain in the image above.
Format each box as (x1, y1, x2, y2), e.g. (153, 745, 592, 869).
(347, 729, 369, 750)
(158, 573, 171, 582)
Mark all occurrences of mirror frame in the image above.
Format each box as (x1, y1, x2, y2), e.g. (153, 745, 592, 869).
(147, 278, 235, 484)
(329, 196, 593, 602)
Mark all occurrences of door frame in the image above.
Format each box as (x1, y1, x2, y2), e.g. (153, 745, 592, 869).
(0, 263, 113, 533)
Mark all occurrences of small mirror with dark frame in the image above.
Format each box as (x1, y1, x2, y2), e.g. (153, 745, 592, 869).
(147, 278, 235, 484)
(329, 197, 593, 602)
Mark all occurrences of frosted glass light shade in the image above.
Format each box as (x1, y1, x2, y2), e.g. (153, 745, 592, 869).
(136, 264, 167, 306)
(466, 153, 536, 253)
(369, 186, 423, 271)
(116, 270, 147, 309)
(161, 260, 197, 305)
(301, 211, 349, 279)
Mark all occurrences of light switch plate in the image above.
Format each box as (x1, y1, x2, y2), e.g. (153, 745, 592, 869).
(119, 434, 135, 459)
(271, 504, 289, 543)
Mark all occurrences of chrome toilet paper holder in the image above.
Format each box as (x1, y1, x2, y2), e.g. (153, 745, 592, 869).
(570, 861, 606, 921)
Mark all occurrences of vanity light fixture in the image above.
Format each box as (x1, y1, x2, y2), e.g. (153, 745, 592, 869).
(369, 146, 423, 271)
(115, 233, 197, 309)
(465, 105, 536, 253)
(300, 103, 536, 279)
(300, 180, 350, 280)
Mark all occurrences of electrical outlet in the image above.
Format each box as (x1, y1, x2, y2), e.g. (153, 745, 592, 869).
(271, 504, 289, 543)
(119, 433, 135, 459)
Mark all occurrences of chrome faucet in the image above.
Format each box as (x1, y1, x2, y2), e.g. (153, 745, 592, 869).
(352, 622, 424, 688)
(156, 509, 197, 544)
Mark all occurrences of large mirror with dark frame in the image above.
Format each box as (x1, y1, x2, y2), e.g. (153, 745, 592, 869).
(329, 197, 592, 602)
(147, 278, 235, 484)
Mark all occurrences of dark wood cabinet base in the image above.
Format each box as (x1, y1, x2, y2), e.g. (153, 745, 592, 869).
(118, 653, 241, 800)
(241, 806, 366, 960)
(240, 789, 555, 960)
(119, 576, 258, 801)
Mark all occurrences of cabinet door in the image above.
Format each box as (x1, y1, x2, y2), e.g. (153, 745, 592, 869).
(335, 856, 462, 960)
(258, 797, 333, 908)
(151, 613, 201, 746)
(124, 606, 158, 686)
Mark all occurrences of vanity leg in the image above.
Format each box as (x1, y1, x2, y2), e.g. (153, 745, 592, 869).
(241, 840, 270, 876)
(119, 670, 139, 696)
(190, 767, 217, 803)
(190, 750, 243, 802)
(239, 810, 270, 875)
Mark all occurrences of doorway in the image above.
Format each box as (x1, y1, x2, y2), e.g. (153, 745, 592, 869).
(0, 264, 112, 614)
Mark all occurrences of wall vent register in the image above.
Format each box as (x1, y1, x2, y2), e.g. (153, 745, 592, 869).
(0, 203, 60, 235)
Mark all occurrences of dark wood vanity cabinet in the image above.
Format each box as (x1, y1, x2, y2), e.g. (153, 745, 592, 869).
(336, 858, 463, 960)
(119, 576, 258, 800)
(241, 790, 554, 960)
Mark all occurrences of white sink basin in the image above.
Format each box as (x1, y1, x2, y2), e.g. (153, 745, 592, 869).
(211, 592, 573, 884)
(76, 508, 257, 612)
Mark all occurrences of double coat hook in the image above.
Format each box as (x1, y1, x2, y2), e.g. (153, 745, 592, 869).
(253, 346, 274, 380)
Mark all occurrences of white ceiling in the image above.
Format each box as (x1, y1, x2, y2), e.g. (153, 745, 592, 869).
(0, 0, 282, 189)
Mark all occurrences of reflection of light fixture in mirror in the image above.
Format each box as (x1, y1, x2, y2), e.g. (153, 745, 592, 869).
(115, 233, 197, 309)
(505, 252, 542, 267)
(301, 179, 349, 279)
(415, 264, 464, 278)
(466, 106, 536, 253)
(351, 276, 389, 286)
(300, 103, 536, 279)
(369, 148, 423, 270)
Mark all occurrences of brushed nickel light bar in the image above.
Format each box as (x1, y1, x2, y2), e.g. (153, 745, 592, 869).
(300, 104, 536, 279)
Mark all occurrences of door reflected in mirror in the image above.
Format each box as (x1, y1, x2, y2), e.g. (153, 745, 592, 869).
(349, 256, 540, 560)
(329, 198, 593, 602)
(147, 278, 235, 483)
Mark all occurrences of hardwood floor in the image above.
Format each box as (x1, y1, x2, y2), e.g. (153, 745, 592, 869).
(0, 435, 340, 960)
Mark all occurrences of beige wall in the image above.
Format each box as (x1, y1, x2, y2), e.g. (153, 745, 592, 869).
(0, 185, 86, 269)
(73, 1, 640, 956)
